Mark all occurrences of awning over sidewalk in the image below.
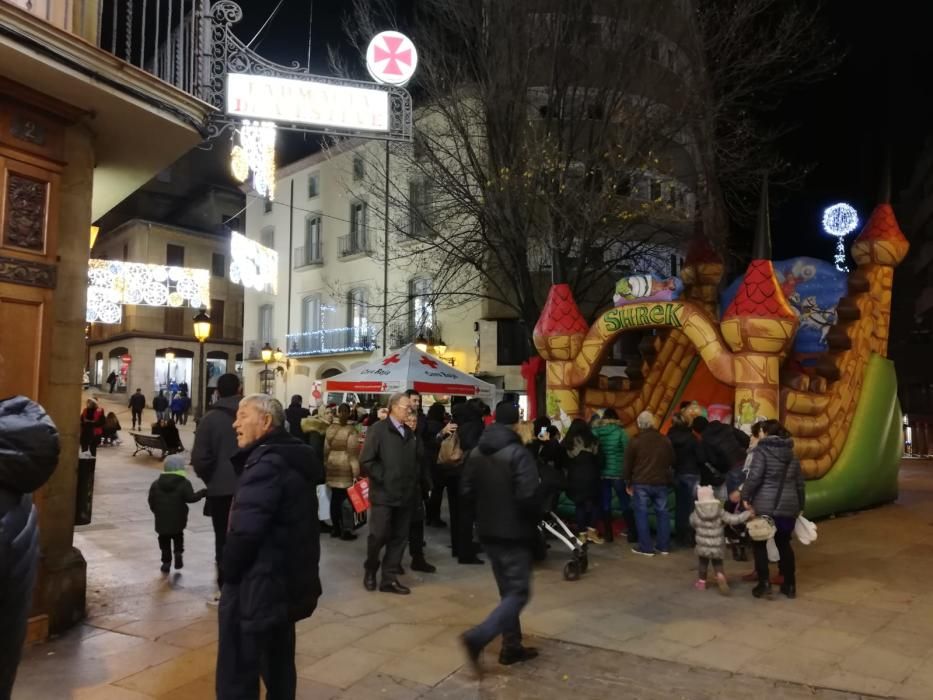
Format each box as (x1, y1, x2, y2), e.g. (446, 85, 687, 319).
(325, 344, 496, 401)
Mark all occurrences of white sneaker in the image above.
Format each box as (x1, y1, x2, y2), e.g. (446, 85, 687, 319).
(206, 592, 221, 607)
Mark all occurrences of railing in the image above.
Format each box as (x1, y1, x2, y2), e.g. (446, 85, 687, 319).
(338, 233, 374, 258)
(293, 241, 323, 268)
(287, 327, 377, 356)
(97, 0, 209, 98)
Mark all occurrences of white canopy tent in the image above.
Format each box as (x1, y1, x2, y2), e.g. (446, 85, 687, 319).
(324, 344, 496, 402)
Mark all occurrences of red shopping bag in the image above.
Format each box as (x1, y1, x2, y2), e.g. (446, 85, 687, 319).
(347, 478, 370, 513)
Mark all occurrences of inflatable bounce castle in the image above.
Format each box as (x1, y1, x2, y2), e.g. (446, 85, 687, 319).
(533, 181, 908, 519)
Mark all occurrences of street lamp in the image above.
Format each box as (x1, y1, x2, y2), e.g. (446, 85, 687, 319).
(415, 334, 429, 353)
(261, 342, 274, 364)
(192, 308, 211, 419)
(273, 347, 285, 364)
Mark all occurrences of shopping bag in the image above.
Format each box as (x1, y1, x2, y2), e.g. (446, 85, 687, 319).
(347, 478, 370, 513)
(766, 537, 780, 562)
(317, 484, 332, 522)
(794, 514, 818, 545)
(342, 498, 368, 530)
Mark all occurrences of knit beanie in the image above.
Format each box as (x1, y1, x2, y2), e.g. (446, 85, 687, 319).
(164, 454, 187, 473)
(494, 401, 520, 425)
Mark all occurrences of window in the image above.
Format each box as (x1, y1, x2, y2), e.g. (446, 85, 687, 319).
(166, 244, 184, 267)
(350, 202, 367, 244)
(614, 174, 632, 196)
(305, 216, 322, 262)
(650, 179, 662, 201)
(352, 156, 365, 181)
(497, 319, 528, 365)
(302, 295, 320, 333)
(258, 304, 274, 343)
(260, 228, 274, 250)
(211, 300, 225, 337)
(413, 131, 427, 160)
(348, 288, 368, 343)
(164, 307, 184, 335)
(586, 103, 605, 120)
(409, 277, 434, 334)
(408, 180, 431, 237)
(263, 198, 273, 214)
(212, 253, 225, 278)
(307, 173, 320, 198)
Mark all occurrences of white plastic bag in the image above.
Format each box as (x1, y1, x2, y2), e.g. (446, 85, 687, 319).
(766, 537, 780, 562)
(794, 514, 818, 545)
(317, 484, 332, 522)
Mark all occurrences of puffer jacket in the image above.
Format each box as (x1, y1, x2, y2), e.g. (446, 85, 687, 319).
(690, 499, 753, 560)
(592, 419, 629, 479)
(461, 423, 540, 543)
(147, 471, 206, 534)
(324, 421, 361, 489)
(668, 424, 701, 477)
(562, 438, 601, 503)
(301, 414, 330, 460)
(224, 429, 324, 632)
(743, 436, 806, 518)
(0, 396, 59, 697)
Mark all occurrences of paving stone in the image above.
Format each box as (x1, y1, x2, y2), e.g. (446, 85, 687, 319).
(837, 642, 923, 684)
(298, 646, 393, 690)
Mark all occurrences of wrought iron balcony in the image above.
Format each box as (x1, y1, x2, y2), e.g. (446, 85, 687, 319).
(286, 327, 377, 357)
(338, 233, 374, 258)
(293, 241, 323, 268)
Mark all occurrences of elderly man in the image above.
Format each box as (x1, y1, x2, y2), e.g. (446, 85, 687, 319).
(216, 394, 323, 700)
(624, 411, 675, 557)
(360, 392, 421, 594)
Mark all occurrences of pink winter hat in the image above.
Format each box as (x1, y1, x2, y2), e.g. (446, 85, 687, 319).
(696, 485, 717, 502)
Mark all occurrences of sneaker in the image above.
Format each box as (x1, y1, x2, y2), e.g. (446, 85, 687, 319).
(715, 572, 731, 596)
(631, 548, 656, 557)
(206, 592, 221, 608)
(585, 527, 604, 545)
(654, 549, 670, 556)
(498, 646, 539, 666)
(694, 579, 707, 590)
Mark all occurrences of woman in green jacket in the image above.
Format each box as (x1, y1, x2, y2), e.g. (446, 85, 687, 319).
(591, 408, 636, 543)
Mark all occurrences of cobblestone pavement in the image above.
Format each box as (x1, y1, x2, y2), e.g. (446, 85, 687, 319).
(14, 392, 933, 698)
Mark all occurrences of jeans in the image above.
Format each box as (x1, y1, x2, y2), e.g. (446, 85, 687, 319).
(209, 495, 233, 588)
(365, 503, 412, 584)
(753, 518, 796, 586)
(675, 474, 700, 541)
(158, 533, 184, 563)
(216, 590, 296, 700)
(574, 500, 600, 531)
(632, 484, 671, 554)
(463, 542, 532, 653)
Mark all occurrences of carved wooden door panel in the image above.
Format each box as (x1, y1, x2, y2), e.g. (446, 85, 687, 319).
(0, 282, 50, 400)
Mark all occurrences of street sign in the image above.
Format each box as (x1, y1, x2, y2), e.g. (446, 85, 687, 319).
(366, 31, 418, 87)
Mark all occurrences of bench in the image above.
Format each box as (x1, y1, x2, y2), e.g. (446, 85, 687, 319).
(130, 433, 183, 459)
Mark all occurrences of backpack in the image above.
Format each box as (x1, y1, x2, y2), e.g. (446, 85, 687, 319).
(437, 432, 464, 469)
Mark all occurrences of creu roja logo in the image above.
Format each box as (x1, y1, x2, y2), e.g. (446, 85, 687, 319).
(424, 370, 458, 379)
(360, 368, 392, 376)
(602, 303, 684, 332)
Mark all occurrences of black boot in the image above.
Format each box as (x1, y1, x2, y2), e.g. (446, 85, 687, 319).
(603, 515, 614, 543)
(174, 552, 184, 570)
(752, 581, 772, 599)
(780, 583, 796, 599)
(364, 568, 378, 592)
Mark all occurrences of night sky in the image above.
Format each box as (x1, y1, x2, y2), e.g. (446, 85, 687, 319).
(230, 0, 933, 263)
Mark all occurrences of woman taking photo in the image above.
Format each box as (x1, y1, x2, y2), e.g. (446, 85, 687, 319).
(742, 420, 805, 599)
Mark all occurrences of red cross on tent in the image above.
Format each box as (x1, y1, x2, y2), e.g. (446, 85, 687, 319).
(373, 35, 412, 76)
(382, 354, 401, 365)
(419, 355, 439, 369)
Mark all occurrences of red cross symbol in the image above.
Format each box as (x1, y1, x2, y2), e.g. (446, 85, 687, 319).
(419, 355, 438, 369)
(373, 35, 412, 77)
(382, 354, 401, 366)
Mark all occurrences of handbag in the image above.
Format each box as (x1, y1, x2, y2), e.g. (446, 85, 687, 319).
(317, 484, 332, 522)
(437, 431, 464, 467)
(746, 455, 792, 542)
(347, 478, 370, 513)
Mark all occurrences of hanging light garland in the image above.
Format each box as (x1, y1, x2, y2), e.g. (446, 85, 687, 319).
(230, 120, 277, 200)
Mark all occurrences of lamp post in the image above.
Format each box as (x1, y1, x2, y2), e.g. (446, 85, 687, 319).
(193, 308, 211, 420)
(260, 342, 274, 395)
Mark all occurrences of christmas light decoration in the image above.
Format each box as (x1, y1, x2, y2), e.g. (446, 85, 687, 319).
(86, 260, 210, 324)
(229, 232, 278, 294)
(232, 120, 277, 200)
(285, 327, 378, 357)
(822, 202, 858, 272)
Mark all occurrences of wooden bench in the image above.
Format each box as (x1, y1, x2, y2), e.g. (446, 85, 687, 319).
(130, 433, 183, 459)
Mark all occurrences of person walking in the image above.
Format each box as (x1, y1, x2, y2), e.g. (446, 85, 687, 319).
(285, 395, 310, 441)
(360, 392, 421, 595)
(128, 388, 146, 431)
(460, 401, 541, 674)
(191, 373, 241, 602)
(323, 403, 361, 541)
(106, 370, 117, 393)
(624, 411, 675, 557)
(592, 407, 632, 543)
(153, 390, 169, 422)
(216, 394, 323, 700)
(668, 412, 702, 546)
(0, 396, 59, 699)
(147, 454, 206, 573)
(79, 399, 104, 457)
(743, 420, 805, 599)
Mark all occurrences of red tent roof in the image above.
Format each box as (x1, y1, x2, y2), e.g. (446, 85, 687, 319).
(722, 260, 797, 321)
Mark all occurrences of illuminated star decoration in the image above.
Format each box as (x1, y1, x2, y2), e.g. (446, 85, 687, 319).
(821, 203, 859, 273)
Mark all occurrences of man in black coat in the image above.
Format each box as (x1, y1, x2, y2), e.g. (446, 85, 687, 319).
(360, 392, 421, 595)
(460, 401, 540, 674)
(128, 388, 146, 430)
(216, 394, 323, 700)
(0, 396, 59, 698)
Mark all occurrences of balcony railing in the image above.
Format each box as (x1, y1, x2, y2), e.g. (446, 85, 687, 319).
(338, 233, 374, 258)
(97, 0, 209, 98)
(293, 241, 323, 268)
(287, 327, 377, 357)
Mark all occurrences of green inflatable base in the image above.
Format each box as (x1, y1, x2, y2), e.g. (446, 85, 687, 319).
(803, 353, 902, 520)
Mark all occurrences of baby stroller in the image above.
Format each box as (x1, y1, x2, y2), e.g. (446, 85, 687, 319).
(539, 511, 589, 581)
